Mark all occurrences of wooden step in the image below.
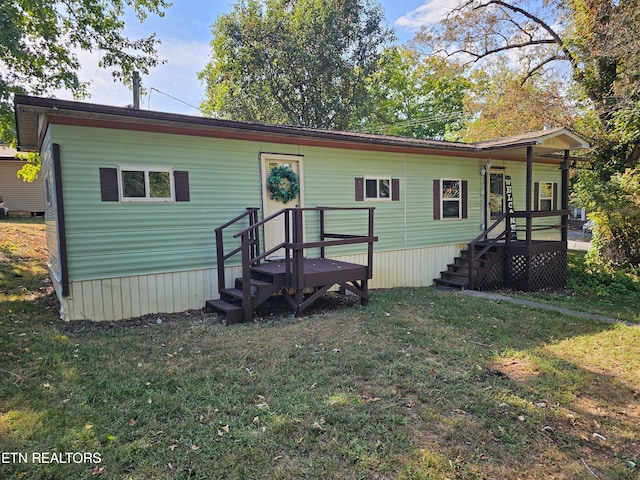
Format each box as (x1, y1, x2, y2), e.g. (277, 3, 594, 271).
(220, 287, 247, 301)
(434, 278, 467, 289)
(447, 263, 469, 274)
(205, 299, 243, 325)
(235, 278, 273, 289)
(440, 270, 469, 282)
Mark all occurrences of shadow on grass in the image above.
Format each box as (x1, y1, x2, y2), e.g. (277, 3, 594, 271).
(1, 283, 637, 479)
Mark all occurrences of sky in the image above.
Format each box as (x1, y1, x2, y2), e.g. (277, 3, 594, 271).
(56, 0, 458, 115)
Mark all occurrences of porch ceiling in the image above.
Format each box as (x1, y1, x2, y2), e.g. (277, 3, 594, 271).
(473, 127, 591, 161)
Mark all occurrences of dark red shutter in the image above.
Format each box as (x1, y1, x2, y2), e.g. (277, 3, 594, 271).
(355, 177, 364, 202)
(433, 179, 441, 220)
(391, 178, 400, 201)
(174, 171, 190, 202)
(534, 182, 540, 211)
(462, 180, 468, 219)
(99, 168, 119, 202)
(552, 182, 558, 211)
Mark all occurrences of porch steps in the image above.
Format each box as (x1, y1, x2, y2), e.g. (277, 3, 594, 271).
(206, 275, 281, 325)
(205, 299, 243, 325)
(434, 247, 496, 290)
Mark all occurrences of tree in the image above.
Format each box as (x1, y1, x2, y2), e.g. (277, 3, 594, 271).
(363, 48, 470, 140)
(414, 0, 640, 265)
(198, 0, 395, 130)
(459, 64, 578, 142)
(0, 0, 170, 147)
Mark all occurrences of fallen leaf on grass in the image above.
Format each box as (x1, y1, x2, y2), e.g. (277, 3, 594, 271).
(91, 466, 104, 476)
(168, 443, 178, 451)
(359, 394, 381, 402)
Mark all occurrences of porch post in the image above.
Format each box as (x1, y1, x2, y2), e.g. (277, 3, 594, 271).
(525, 146, 533, 247)
(561, 150, 570, 243)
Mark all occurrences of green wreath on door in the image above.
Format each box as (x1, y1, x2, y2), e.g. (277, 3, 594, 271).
(267, 165, 300, 204)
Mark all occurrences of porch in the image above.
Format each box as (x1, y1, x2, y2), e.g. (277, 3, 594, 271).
(435, 211, 568, 291)
(207, 207, 377, 324)
(436, 143, 575, 292)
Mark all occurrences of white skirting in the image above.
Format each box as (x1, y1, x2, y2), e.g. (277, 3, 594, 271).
(57, 244, 466, 321)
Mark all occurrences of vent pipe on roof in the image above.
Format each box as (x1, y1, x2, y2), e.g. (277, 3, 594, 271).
(133, 71, 141, 110)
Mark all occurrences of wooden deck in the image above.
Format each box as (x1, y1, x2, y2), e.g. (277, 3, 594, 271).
(251, 258, 369, 289)
(208, 207, 377, 324)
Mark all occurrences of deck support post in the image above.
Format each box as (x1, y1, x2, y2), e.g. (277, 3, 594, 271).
(561, 150, 570, 243)
(293, 208, 305, 311)
(525, 146, 533, 248)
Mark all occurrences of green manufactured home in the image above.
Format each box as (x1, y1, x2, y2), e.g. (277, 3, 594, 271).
(14, 95, 589, 322)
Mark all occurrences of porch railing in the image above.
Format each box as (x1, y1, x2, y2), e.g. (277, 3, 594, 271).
(468, 209, 570, 290)
(215, 207, 377, 323)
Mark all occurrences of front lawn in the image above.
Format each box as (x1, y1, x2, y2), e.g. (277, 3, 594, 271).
(1, 221, 638, 479)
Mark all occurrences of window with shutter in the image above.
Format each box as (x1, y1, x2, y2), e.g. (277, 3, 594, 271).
(434, 179, 468, 220)
(99, 167, 190, 202)
(355, 177, 400, 201)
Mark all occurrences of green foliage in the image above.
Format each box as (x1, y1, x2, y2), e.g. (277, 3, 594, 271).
(568, 249, 640, 297)
(198, 0, 394, 130)
(575, 167, 640, 267)
(15, 152, 41, 182)
(363, 48, 470, 139)
(0, 0, 170, 146)
(2, 221, 640, 478)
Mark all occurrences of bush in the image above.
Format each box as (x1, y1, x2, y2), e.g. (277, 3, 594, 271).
(567, 251, 640, 297)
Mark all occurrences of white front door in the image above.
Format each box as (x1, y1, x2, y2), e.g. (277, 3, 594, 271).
(261, 154, 303, 255)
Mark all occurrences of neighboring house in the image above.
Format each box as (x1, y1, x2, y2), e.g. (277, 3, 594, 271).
(14, 95, 589, 322)
(0, 146, 44, 216)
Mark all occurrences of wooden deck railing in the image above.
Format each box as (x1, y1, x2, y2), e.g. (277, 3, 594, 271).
(468, 209, 570, 290)
(215, 207, 377, 323)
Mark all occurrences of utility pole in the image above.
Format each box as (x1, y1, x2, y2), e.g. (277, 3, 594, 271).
(132, 71, 141, 110)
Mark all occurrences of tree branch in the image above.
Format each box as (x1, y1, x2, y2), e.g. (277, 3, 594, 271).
(520, 55, 564, 85)
(471, 0, 578, 70)
(448, 39, 558, 63)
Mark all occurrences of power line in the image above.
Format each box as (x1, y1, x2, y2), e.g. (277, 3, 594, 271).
(364, 112, 467, 135)
(146, 87, 202, 113)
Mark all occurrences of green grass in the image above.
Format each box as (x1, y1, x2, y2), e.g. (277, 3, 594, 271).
(1, 221, 639, 479)
(507, 251, 640, 324)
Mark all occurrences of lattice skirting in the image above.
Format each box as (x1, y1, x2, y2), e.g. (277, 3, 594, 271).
(505, 242, 567, 291)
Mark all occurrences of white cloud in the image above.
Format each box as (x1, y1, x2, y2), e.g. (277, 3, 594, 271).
(395, 0, 459, 31)
(49, 38, 211, 116)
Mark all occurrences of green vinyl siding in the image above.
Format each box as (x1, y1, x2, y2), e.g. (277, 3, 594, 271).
(40, 130, 63, 282)
(51, 124, 564, 282)
(405, 153, 484, 248)
(52, 124, 262, 281)
(300, 146, 406, 254)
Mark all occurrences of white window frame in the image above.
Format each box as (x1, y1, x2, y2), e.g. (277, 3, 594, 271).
(441, 179, 462, 219)
(538, 181, 554, 211)
(364, 177, 392, 201)
(118, 166, 175, 203)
